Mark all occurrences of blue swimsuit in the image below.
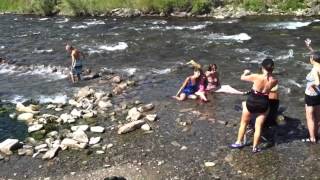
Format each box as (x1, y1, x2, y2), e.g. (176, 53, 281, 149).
(182, 79, 197, 96)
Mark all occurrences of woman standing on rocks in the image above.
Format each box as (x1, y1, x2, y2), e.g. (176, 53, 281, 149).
(302, 39, 320, 143)
(230, 58, 278, 153)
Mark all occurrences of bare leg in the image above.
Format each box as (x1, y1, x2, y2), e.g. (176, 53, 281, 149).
(305, 105, 317, 142)
(195, 91, 208, 101)
(70, 72, 75, 84)
(235, 101, 251, 144)
(215, 85, 244, 95)
(315, 105, 320, 140)
(188, 94, 198, 100)
(172, 93, 187, 101)
(253, 113, 267, 149)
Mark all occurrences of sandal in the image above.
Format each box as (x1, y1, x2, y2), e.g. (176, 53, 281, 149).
(229, 142, 245, 149)
(252, 147, 261, 153)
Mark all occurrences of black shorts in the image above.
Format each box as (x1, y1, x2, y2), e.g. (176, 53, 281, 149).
(265, 99, 279, 127)
(246, 93, 269, 114)
(305, 94, 320, 106)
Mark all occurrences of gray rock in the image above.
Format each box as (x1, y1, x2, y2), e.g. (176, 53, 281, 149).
(171, 141, 181, 147)
(28, 124, 43, 133)
(0, 139, 20, 155)
(118, 120, 146, 134)
(111, 76, 122, 83)
(17, 113, 34, 122)
(71, 125, 89, 132)
(138, 103, 154, 112)
(146, 114, 157, 121)
(89, 137, 101, 145)
(42, 146, 60, 160)
(76, 86, 94, 100)
(18, 148, 34, 156)
(90, 126, 105, 133)
(141, 124, 151, 131)
(72, 130, 88, 143)
(98, 100, 113, 109)
(126, 107, 142, 121)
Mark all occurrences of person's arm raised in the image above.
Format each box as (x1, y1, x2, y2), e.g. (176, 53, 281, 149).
(240, 69, 255, 82)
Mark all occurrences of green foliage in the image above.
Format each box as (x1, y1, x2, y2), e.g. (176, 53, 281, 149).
(191, 0, 212, 14)
(0, 0, 31, 13)
(30, 0, 57, 16)
(243, 0, 267, 12)
(278, 0, 306, 11)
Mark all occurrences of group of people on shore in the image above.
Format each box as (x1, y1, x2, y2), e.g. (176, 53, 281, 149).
(172, 39, 320, 153)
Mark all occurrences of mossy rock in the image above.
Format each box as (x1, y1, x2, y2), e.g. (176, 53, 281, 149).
(44, 123, 59, 132)
(30, 130, 46, 141)
(84, 118, 97, 125)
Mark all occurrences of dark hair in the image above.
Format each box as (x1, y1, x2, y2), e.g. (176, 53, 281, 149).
(312, 51, 320, 63)
(261, 58, 274, 72)
(207, 64, 217, 71)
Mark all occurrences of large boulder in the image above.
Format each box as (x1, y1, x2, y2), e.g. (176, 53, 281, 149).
(16, 102, 40, 114)
(0, 139, 21, 155)
(118, 120, 146, 134)
(17, 113, 34, 122)
(126, 107, 142, 121)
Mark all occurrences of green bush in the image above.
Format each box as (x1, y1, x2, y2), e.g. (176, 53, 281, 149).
(30, 0, 57, 16)
(243, 0, 267, 12)
(191, 0, 212, 14)
(0, 0, 31, 13)
(278, 0, 306, 11)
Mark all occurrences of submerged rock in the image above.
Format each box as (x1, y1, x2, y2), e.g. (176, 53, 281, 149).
(0, 139, 20, 155)
(111, 76, 122, 83)
(118, 120, 146, 134)
(138, 103, 154, 112)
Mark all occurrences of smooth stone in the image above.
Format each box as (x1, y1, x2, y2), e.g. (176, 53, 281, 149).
(0, 139, 20, 155)
(71, 109, 82, 118)
(54, 108, 63, 112)
(98, 100, 113, 109)
(18, 148, 33, 156)
(72, 130, 88, 143)
(47, 131, 59, 138)
(204, 162, 216, 167)
(141, 124, 151, 131)
(94, 92, 105, 101)
(16, 102, 40, 114)
(126, 107, 142, 121)
(137, 103, 154, 112)
(60, 113, 74, 123)
(9, 113, 17, 119)
(90, 126, 105, 133)
(46, 104, 56, 109)
(42, 146, 60, 160)
(107, 143, 113, 149)
(17, 113, 34, 122)
(76, 86, 94, 99)
(89, 137, 101, 145)
(60, 138, 87, 150)
(68, 99, 79, 106)
(146, 114, 157, 122)
(118, 120, 146, 134)
(111, 76, 122, 83)
(171, 141, 181, 147)
(180, 146, 188, 151)
(28, 124, 44, 133)
(96, 150, 105, 154)
(71, 125, 89, 132)
(35, 144, 48, 150)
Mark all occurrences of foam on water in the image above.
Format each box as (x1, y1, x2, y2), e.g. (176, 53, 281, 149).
(71, 25, 88, 29)
(265, 21, 312, 30)
(32, 48, 54, 54)
(207, 33, 251, 42)
(275, 49, 294, 60)
(39, 18, 49, 21)
(150, 22, 212, 31)
(38, 94, 68, 104)
(0, 46, 4, 49)
(55, 18, 70, 24)
(84, 19, 105, 26)
(98, 42, 128, 51)
(121, 68, 137, 76)
(5, 95, 28, 104)
(288, 79, 303, 88)
(151, 20, 168, 25)
(152, 68, 171, 75)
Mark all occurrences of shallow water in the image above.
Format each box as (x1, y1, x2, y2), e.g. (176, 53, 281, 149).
(1, 14, 320, 178)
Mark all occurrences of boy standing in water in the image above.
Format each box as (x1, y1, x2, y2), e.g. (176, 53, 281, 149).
(65, 44, 85, 83)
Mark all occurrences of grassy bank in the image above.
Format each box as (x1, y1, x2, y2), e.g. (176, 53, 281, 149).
(0, 0, 316, 16)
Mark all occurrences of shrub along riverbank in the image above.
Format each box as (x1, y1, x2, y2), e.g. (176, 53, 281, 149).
(0, 0, 320, 17)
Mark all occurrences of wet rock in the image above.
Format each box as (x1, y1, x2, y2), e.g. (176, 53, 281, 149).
(118, 120, 146, 134)
(138, 104, 154, 112)
(146, 114, 157, 122)
(60, 138, 87, 150)
(217, 120, 228, 125)
(17, 113, 34, 122)
(71, 125, 89, 132)
(89, 137, 101, 145)
(35, 144, 48, 150)
(111, 76, 122, 83)
(204, 161, 216, 167)
(46, 104, 56, 109)
(42, 146, 60, 160)
(141, 124, 151, 131)
(180, 146, 187, 151)
(98, 100, 113, 109)
(76, 86, 94, 100)
(171, 141, 181, 147)
(72, 130, 89, 143)
(28, 124, 43, 133)
(16, 102, 40, 114)
(68, 99, 79, 107)
(90, 126, 105, 133)
(96, 150, 105, 154)
(71, 109, 82, 118)
(55, 108, 63, 112)
(18, 148, 33, 156)
(9, 113, 17, 119)
(60, 113, 75, 123)
(94, 92, 105, 101)
(107, 143, 113, 149)
(0, 139, 20, 155)
(126, 107, 142, 121)
(104, 176, 127, 180)
(47, 131, 59, 138)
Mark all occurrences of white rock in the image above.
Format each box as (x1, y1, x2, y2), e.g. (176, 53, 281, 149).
(9, 113, 17, 119)
(42, 146, 60, 160)
(72, 130, 88, 143)
(96, 150, 105, 154)
(204, 162, 216, 167)
(17, 113, 34, 122)
(76, 86, 94, 99)
(111, 76, 122, 83)
(35, 144, 48, 150)
(28, 124, 44, 133)
(107, 143, 113, 149)
(54, 108, 63, 112)
(0, 154, 4, 160)
(71, 125, 89, 132)
(0, 139, 20, 155)
(47, 131, 59, 138)
(60, 138, 87, 150)
(89, 137, 101, 145)
(180, 146, 188, 151)
(98, 100, 113, 109)
(68, 119, 76, 123)
(127, 107, 142, 121)
(146, 114, 157, 121)
(46, 104, 56, 109)
(90, 126, 105, 133)
(16, 102, 40, 114)
(118, 120, 146, 134)
(94, 92, 105, 101)
(82, 112, 94, 119)
(18, 148, 33, 156)
(138, 103, 154, 112)
(68, 99, 78, 106)
(60, 113, 74, 123)
(141, 124, 151, 131)
(71, 109, 82, 118)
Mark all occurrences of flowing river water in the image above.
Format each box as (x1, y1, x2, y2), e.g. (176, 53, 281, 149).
(1, 15, 320, 179)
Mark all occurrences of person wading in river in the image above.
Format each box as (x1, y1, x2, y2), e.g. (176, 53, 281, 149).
(230, 58, 278, 153)
(302, 38, 320, 143)
(65, 44, 85, 83)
